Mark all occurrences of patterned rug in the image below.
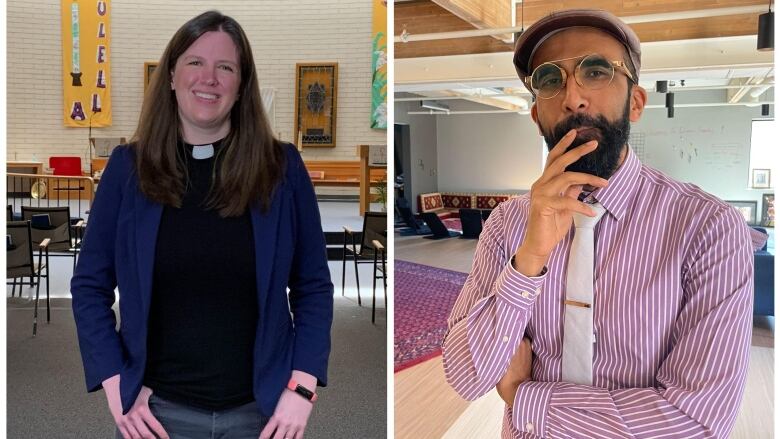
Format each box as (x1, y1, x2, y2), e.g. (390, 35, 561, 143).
(394, 260, 468, 372)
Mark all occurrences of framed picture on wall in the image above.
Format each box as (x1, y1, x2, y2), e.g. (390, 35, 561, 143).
(752, 168, 771, 189)
(144, 62, 158, 92)
(293, 63, 338, 148)
(725, 200, 758, 225)
(761, 194, 774, 227)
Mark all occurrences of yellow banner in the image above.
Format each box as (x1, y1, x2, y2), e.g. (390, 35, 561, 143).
(62, 0, 112, 127)
(371, 0, 387, 129)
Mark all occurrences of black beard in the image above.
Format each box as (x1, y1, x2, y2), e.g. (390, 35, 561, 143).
(542, 104, 631, 180)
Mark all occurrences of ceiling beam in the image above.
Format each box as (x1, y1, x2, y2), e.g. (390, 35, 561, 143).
(442, 90, 525, 111)
(515, 0, 766, 26)
(397, 0, 767, 59)
(397, 13, 761, 58)
(432, 0, 513, 40)
(395, 37, 773, 85)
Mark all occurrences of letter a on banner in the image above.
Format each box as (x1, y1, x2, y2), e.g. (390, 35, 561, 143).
(62, 0, 112, 127)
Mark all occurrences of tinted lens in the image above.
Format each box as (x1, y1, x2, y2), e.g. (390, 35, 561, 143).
(577, 55, 614, 89)
(531, 63, 564, 98)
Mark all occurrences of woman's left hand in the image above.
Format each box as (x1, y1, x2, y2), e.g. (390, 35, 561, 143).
(259, 370, 317, 439)
(258, 389, 313, 439)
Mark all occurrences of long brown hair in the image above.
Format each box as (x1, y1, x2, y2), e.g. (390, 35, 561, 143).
(131, 10, 285, 216)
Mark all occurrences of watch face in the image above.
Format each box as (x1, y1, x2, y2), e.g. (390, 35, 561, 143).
(296, 385, 314, 400)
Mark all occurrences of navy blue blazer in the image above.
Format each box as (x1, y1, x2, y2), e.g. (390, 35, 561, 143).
(71, 143, 334, 416)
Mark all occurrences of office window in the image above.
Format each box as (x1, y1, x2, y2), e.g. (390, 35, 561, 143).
(749, 119, 776, 189)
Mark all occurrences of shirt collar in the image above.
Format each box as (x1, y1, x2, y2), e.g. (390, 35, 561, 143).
(585, 145, 641, 222)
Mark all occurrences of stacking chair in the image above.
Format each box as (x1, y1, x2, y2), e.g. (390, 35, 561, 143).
(422, 212, 460, 239)
(342, 211, 387, 306)
(459, 208, 483, 239)
(21, 206, 83, 272)
(7, 205, 13, 221)
(7, 220, 50, 336)
(371, 239, 387, 324)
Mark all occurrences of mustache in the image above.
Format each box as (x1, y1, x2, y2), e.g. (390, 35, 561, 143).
(548, 114, 622, 150)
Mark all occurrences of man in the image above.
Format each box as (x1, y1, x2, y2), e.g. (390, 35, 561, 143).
(442, 9, 756, 439)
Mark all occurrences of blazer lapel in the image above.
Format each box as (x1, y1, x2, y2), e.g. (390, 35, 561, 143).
(251, 191, 282, 316)
(135, 191, 163, 316)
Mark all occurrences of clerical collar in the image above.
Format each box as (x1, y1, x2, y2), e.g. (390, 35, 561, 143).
(182, 138, 225, 160)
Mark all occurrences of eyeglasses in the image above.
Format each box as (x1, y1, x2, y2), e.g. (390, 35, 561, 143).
(527, 53, 636, 100)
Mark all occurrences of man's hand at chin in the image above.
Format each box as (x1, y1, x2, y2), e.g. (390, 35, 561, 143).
(496, 337, 533, 407)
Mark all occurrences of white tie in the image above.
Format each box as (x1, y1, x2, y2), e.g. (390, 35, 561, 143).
(561, 202, 606, 385)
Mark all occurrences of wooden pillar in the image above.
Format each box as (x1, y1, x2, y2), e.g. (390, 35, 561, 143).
(358, 144, 370, 216)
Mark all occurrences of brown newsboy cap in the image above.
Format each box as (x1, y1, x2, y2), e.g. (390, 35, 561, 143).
(513, 8, 641, 85)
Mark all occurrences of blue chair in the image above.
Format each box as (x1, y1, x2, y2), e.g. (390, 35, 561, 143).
(754, 251, 774, 316)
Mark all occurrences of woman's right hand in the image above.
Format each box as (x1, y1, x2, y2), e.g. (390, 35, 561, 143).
(103, 375, 169, 439)
(513, 129, 609, 276)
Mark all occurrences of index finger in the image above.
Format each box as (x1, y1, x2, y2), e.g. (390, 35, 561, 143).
(544, 129, 578, 169)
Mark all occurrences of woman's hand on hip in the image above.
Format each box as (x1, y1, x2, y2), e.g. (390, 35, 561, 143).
(103, 375, 169, 439)
(258, 388, 313, 439)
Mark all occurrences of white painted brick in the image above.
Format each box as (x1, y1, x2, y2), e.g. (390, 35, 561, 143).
(7, 0, 386, 164)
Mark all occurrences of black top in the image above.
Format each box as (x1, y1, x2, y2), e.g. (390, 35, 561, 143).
(143, 138, 258, 410)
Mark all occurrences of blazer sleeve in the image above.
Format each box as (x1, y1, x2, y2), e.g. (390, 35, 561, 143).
(71, 146, 130, 392)
(285, 145, 334, 387)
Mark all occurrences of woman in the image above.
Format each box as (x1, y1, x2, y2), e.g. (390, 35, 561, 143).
(71, 11, 333, 439)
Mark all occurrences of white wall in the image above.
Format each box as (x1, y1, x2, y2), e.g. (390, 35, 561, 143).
(7, 0, 385, 180)
(395, 100, 439, 209)
(413, 90, 773, 213)
(436, 105, 543, 193)
(634, 89, 774, 210)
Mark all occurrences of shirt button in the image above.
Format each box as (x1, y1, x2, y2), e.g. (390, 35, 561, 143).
(521, 291, 530, 299)
(526, 422, 534, 432)
(502, 335, 509, 343)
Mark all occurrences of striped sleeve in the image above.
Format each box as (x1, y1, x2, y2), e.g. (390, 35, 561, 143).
(442, 204, 546, 400)
(511, 207, 753, 439)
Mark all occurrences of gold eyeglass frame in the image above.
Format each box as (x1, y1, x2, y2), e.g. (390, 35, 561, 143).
(526, 53, 636, 99)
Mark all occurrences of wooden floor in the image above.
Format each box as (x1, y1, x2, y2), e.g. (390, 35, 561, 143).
(394, 233, 774, 439)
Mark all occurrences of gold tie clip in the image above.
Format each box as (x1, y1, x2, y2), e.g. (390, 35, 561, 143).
(564, 299, 591, 308)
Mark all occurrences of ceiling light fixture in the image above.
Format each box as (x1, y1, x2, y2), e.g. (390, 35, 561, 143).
(420, 100, 450, 113)
(666, 92, 675, 118)
(757, 0, 774, 51)
(656, 80, 668, 93)
(762, 104, 771, 116)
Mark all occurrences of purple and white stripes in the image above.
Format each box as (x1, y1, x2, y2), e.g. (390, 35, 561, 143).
(442, 148, 754, 439)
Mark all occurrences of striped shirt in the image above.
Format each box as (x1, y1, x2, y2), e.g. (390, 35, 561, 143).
(442, 147, 754, 439)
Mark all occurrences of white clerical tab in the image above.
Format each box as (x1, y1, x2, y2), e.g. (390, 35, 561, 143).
(192, 144, 214, 159)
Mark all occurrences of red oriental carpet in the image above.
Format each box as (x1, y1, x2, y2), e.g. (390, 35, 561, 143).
(394, 260, 468, 373)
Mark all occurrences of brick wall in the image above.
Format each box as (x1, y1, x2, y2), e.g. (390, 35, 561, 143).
(7, 0, 386, 189)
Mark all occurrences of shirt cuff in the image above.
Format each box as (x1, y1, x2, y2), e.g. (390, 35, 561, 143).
(495, 258, 546, 309)
(512, 380, 556, 437)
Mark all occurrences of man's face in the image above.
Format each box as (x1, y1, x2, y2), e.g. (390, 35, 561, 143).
(530, 28, 646, 180)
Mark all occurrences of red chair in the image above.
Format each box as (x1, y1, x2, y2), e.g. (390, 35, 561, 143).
(49, 157, 83, 176)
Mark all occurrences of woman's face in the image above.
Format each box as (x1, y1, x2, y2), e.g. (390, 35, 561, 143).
(171, 30, 241, 141)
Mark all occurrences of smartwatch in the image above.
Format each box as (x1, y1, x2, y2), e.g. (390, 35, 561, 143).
(287, 378, 318, 402)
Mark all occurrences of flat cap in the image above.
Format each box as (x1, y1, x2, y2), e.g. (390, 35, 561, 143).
(513, 8, 641, 84)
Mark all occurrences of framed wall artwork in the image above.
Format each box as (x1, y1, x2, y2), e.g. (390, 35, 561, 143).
(725, 200, 758, 225)
(294, 63, 338, 148)
(761, 193, 774, 227)
(144, 62, 158, 92)
(752, 168, 771, 189)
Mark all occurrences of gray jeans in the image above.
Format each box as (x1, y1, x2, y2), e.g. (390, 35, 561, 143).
(115, 394, 269, 439)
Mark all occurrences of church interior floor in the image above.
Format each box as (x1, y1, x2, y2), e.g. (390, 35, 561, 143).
(395, 233, 774, 439)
